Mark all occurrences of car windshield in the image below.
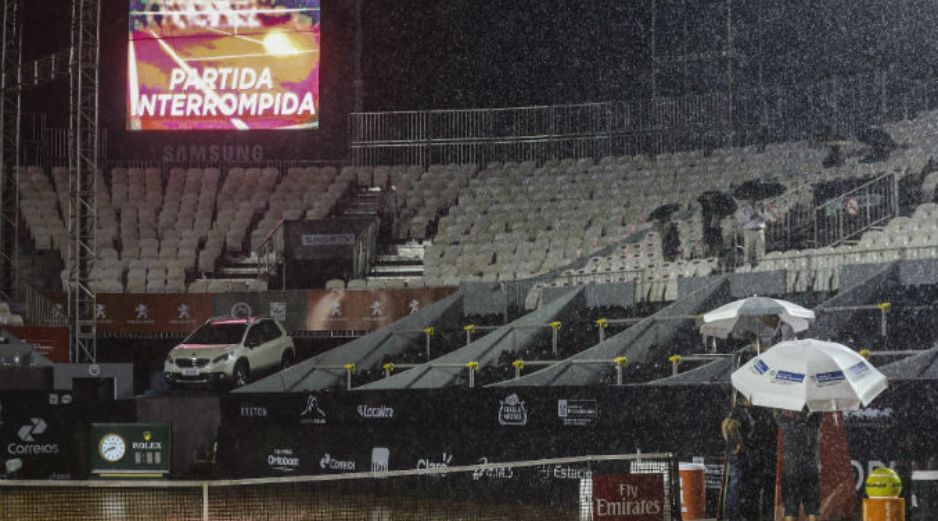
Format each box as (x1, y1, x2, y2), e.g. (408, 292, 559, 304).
(184, 323, 248, 345)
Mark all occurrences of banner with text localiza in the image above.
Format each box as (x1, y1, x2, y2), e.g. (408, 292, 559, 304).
(305, 288, 457, 331)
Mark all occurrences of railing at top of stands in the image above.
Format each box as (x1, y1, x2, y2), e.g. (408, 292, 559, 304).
(348, 71, 937, 167)
(814, 171, 899, 248)
(23, 285, 64, 327)
(762, 170, 899, 256)
(256, 218, 286, 290)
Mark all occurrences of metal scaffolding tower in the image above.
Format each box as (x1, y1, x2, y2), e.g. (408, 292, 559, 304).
(0, 0, 20, 303)
(68, 0, 100, 363)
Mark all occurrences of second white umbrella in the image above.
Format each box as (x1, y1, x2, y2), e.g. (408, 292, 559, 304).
(730, 339, 888, 412)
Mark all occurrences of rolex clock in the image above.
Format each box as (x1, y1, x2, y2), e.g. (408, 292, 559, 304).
(90, 423, 171, 479)
(97, 433, 126, 462)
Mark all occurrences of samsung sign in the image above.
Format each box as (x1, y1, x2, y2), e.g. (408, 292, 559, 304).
(161, 145, 264, 163)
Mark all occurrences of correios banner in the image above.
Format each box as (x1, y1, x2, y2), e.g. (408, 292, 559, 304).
(127, 0, 321, 131)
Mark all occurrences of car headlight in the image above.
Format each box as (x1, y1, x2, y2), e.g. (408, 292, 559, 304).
(165, 355, 174, 365)
(212, 352, 233, 364)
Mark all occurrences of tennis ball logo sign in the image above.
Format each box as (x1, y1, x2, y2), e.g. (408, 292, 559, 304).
(865, 467, 902, 498)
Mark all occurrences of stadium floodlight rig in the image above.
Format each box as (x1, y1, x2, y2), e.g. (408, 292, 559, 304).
(0, 0, 20, 304)
(68, 0, 100, 364)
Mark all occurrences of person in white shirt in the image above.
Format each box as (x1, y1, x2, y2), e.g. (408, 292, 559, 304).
(736, 201, 768, 267)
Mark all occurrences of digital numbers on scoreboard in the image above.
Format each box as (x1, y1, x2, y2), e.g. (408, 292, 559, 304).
(90, 423, 172, 479)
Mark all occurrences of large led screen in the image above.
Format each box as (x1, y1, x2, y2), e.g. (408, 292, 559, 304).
(127, 0, 320, 131)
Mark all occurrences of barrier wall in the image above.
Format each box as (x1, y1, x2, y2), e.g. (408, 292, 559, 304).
(3, 380, 936, 516)
(45, 288, 458, 336)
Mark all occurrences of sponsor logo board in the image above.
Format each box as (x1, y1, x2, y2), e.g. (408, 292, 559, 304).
(357, 404, 394, 419)
(240, 405, 269, 418)
(319, 453, 356, 472)
(300, 395, 327, 425)
(371, 447, 390, 473)
(537, 464, 593, 481)
(558, 399, 599, 426)
(591, 474, 665, 520)
(471, 457, 514, 481)
(8, 417, 60, 456)
(498, 394, 528, 426)
(417, 452, 453, 472)
(268, 448, 300, 473)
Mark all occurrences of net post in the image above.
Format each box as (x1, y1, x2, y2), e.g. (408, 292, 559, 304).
(202, 482, 209, 521)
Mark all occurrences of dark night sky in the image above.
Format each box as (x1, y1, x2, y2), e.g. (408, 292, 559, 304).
(15, 0, 938, 158)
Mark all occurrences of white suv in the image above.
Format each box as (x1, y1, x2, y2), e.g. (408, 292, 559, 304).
(164, 316, 295, 389)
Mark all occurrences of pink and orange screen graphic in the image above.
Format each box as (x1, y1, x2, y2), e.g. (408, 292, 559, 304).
(127, 0, 320, 131)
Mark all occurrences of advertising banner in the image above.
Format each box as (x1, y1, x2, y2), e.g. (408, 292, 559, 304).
(0, 392, 77, 479)
(127, 0, 321, 131)
(90, 423, 172, 478)
(4, 326, 69, 363)
(591, 474, 666, 521)
(93, 294, 214, 335)
(305, 288, 457, 331)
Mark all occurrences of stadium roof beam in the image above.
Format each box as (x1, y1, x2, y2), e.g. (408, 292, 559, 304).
(67, 0, 100, 363)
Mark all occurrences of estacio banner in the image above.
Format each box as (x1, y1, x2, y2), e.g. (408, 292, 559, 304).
(305, 288, 457, 331)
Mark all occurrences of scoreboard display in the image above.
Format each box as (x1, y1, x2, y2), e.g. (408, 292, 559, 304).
(127, 0, 321, 131)
(90, 423, 172, 478)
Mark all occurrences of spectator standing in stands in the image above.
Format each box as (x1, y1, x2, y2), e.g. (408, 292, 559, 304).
(775, 409, 822, 521)
(661, 219, 681, 262)
(704, 214, 723, 257)
(736, 201, 767, 267)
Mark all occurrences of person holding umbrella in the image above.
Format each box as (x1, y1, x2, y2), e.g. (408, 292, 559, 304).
(732, 339, 889, 521)
(775, 408, 822, 521)
(701, 297, 817, 521)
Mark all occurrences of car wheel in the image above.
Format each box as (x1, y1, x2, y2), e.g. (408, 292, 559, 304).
(281, 350, 295, 370)
(232, 361, 250, 388)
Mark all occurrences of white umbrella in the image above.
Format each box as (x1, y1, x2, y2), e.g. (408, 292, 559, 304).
(730, 339, 888, 412)
(700, 296, 815, 341)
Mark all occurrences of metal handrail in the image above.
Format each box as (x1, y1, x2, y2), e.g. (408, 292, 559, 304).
(815, 170, 897, 210)
(254, 218, 286, 287)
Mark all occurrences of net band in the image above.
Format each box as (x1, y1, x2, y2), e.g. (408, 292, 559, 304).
(0, 452, 681, 521)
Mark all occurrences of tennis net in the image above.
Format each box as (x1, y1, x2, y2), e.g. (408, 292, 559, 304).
(0, 452, 679, 521)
